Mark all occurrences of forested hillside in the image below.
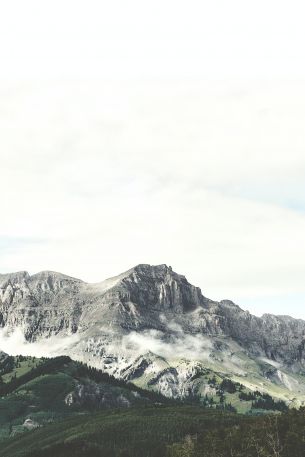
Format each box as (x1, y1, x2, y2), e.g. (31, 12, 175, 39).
(0, 352, 290, 441)
(0, 354, 169, 440)
(1, 353, 304, 457)
(1, 406, 305, 457)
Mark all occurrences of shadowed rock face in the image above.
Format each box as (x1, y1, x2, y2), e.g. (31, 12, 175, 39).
(217, 301, 305, 366)
(115, 264, 206, 312)
(1, 264, 305, 401)
(1, 264, 305, 364)
(0, 350, 9, 363)
(0, 270, 84, 339)
(0, 264, 210, 339)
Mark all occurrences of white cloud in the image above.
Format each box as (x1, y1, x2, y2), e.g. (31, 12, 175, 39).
(121, 329, 214, 362)
(1, 2, 305, 318)
(0, 328, 79, 358)
(1, 0, 305, 79)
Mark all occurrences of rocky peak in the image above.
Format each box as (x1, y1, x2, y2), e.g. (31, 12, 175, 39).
(0, 271, 30, 288)
(1, 263, 305, 370)
(29, 271, 83, 293)
(114, 263, 207, 313)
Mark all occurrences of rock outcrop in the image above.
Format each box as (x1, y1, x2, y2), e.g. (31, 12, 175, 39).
(1, 264, 305, 402)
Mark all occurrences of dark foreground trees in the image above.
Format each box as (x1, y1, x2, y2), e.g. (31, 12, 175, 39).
(2, 404, 305, 457)
(166, 409, 305, 457)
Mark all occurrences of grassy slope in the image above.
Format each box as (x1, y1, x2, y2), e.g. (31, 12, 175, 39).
(132, 360, 289, 414)
(0, 352, 291, 441)
(0, 355, 172, 441)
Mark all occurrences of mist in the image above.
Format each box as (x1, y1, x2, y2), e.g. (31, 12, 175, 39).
(0, 328, 79, 358)
(120, 328, 214, 362)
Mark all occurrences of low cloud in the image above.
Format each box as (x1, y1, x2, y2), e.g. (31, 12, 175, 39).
(0, 328, 79, 358)
(121, 327, 214, 362)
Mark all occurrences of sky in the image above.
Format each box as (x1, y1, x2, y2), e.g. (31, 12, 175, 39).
(1, 0, 305, 318)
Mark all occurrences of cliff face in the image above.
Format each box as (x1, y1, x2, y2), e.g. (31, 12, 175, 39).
(0, 271, 83, 338)
(0, 264, 210, 338)
(217, 300, 305, 366)
(1, 264, 305, 402)
(1, 263, 305, 365)
(117, 264, 206, 312)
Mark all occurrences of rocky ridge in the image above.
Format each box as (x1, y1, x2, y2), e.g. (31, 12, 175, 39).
(1, 264, 305, 404)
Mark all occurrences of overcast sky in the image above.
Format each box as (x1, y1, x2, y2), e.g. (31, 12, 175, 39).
(1, 0, 305, 318)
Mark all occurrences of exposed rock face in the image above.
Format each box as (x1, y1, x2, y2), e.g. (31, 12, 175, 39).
(0, 271, 83, 338)
(22, 418, 40, 430)
(64, 381, 132, 408)
(217, 301, 305, 367)
(0, 264, 211, 338)
(0, 350, 9, 364)
(116, 264, 206, 312)
(1, 264, 305, 402)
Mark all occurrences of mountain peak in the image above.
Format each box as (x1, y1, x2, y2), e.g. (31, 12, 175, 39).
(30, 270, 83, 283)
(0, 270, 30, 286)
(123, 263, 173, 277)
(127, 264, 188, 284)
(2, 264, 305, 407)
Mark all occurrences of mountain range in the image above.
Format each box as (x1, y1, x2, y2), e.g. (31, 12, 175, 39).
(1, 263, 305, 410)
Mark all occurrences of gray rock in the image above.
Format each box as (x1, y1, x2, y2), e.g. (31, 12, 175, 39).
(1, 264, 305, 402)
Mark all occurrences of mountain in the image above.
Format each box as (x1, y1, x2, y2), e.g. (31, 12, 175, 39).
(0, 354, 302, 457)
(0, 352, 171, 440)
(1, 264, 305, 408)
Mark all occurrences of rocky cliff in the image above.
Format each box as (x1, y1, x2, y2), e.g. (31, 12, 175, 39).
(1, 264, 305, 404)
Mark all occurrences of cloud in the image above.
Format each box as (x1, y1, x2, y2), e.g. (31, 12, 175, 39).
(1, 1, 305, 79)
(0, 328, 79, 358)
(120, 328, 214, 362)
(1, 1, 305, 321)
(0, 323, 212, 364)
(1, 80, 305, 318)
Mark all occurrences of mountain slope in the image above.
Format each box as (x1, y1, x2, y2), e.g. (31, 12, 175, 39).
(2, 402, 305, 457)
(1, 264, 305, 406)
(0, 406, 240, 457)
(0, 353, 171, 440)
